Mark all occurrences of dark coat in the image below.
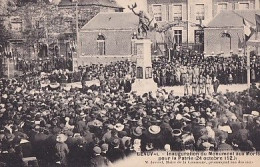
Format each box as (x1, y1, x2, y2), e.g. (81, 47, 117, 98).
(90, 155, 111, 167)
(106, 147, 125, 163)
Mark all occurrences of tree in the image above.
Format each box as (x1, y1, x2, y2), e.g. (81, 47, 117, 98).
(0, 20, 11, 46)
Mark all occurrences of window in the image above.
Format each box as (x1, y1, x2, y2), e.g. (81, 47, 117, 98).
(10, 17, 22, 32)
(218, 3, 228, 12)
(136, 67, 143, 79)
(194, 30, 204, 44)
(173, 5, 182, 21)
(239, 3, 249, 9)
(152, 5, 162, 22)
(97, 34, 105, 55)
(195, 4, 205, 20)
(174, 30, 182, 46)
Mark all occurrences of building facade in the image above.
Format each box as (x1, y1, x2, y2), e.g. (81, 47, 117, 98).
(75, 12, 140, 67)
(204, 10, 260, 56)
(146, 0, 259, 53)
(0, 0, 123, 61)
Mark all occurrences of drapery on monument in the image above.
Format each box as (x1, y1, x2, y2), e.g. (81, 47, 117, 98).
(128, 3, 155, 38)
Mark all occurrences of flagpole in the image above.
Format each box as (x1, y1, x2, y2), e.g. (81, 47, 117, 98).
(245, 42, 250, 90)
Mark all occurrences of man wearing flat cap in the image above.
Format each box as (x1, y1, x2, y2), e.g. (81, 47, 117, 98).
(90, 146, 112, 167)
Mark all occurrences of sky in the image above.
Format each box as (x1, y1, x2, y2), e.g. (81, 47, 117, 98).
(115, 0, 148, 12)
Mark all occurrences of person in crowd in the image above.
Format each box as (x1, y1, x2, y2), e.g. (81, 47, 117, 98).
(199, 74, 205, 95)
(212, 76, 220, 94)
(205, 75, 212, 95)
(90, 146, 112, 167)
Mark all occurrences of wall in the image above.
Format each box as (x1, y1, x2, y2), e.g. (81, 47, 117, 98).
(147, 0, 213, 44)
(204, 27, 244, 56)
(212, 0, 255, 16)
(79, 30, 134, 56)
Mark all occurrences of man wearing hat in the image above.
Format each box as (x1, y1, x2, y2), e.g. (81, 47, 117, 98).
(250, 117, 260, 150)
(100, 143, 109, 157)
(90, 146, 112, 167)
(106, 138, 125, 163)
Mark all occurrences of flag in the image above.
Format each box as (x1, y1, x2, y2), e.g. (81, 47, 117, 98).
(255, 14, 260, 32)
(237, 33, 244, 48)
(243, 18, 254, 41)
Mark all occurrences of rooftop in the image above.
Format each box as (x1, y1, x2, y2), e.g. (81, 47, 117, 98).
(58, 0, 124, 9)
(207, 10, 260, 28)
(80, 12, 138, 31)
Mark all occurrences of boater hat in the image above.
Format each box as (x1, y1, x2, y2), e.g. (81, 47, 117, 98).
(114, 123, 124, 132)
(132, 127, 143, 137)
(148, 125, 161, 135)
(172, 129, 182, 137)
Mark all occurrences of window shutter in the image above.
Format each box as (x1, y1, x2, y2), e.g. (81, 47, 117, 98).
(162, 5, 167, 22)
(148, 5, 153, 17)
(169, 4, 173, 22)
(235, 3, 239, 10)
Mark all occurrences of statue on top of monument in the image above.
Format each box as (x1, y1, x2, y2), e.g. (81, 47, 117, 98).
(128, 3, 156, 38)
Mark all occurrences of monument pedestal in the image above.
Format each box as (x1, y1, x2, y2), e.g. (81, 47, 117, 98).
(131, 39, 157, 95)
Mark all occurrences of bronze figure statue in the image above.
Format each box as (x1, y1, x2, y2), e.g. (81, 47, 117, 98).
(128, 3, 154, 38)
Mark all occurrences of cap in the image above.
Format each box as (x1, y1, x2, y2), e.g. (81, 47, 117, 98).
(93, 146, 101, 154)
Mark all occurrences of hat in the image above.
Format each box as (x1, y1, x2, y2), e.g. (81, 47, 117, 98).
(202, 142, 214, 148)
(93, 146, 101, 154)
(111, 139, 120, 147)
(172, 129, 182, 137)
(175, 114, 183, 120)
(121, 136, 131, 147)
(133, 139, 141, 146)
(230, 102, 235, 106)
(107, 124, 114, 130)
(79, 112, 86, 117)
(101, 143, 109, 151)
(183, 107, 190, 113)
(114, 123, 124, 132)
(148, 125, 161, 135)
(199, 118, 206, 125)
(93, 120, 102, 127)
(132, 127, 142, 136)
(219, 125, 232, 134)
(56, 134, 68, 143)
(251, 111, 259, 117)
(0, 108, 6, 113)
(65, 117, 70, 122)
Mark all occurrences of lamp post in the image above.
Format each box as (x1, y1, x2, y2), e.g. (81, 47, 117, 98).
(186, 0, 189, 48)
(76, 1, 79, 58)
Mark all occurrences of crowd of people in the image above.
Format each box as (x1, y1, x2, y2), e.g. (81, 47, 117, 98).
(0, 51, 260, 167)
(0, 65, 259, 166)
(154, 53, 260, 87)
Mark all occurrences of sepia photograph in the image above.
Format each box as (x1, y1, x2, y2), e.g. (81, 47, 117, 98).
(0, 0, 260, 167)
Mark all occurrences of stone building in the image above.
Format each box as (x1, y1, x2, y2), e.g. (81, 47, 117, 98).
(204, 10, 260, 56)
(1, 0, 123, 60)
(75, 12, 139, 67)
(146, 0, 259, 53)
